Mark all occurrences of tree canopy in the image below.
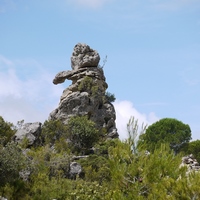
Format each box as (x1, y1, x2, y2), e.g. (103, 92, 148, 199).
(138, 118, 192, 153)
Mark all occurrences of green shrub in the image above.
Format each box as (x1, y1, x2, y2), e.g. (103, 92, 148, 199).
(41, 119, 68, 146)
(67, 116, 99, 154)
(0, 116, 15, 146)
(105, 92, 116, 103)
(0, 143, 27, 186)
(78, 76, 93, 93)
(78, 76, 100, 97)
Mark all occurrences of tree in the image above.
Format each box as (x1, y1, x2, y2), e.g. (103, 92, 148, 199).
(0, 143, 27, 186)
(0, 116, 15, 146)
(67, 116, 99, 154)
(138, 118, 191, 153)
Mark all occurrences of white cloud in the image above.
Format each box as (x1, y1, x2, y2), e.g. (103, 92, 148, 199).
(68, 0, 112, 9)
(0, 55, 64, 125)
(114, 100, 159, 140)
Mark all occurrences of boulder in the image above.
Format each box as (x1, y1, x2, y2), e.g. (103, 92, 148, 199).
(69, 162, 84, 180)
(71, 43, 100, 70)
(13, 122, 42, 147)
(181, 154, 200, 174)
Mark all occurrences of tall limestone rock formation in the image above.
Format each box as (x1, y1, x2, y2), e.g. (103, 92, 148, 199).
(49, 43, 118, 138)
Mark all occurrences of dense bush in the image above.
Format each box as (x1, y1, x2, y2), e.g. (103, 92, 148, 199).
(0, 116, 15, 146)
(41, 119, 68, 146)
(0, 143, 27, 186)
(67, 116, 99, 154)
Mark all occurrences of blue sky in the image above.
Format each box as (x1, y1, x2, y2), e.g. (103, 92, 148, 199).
(0, 0, 200, 140)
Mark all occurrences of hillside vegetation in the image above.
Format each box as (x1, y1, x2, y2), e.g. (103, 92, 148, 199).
(0, 116, 200, 199)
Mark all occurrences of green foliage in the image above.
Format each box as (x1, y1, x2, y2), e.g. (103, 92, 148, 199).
(105, 91, 116, 103)
(0, 143, 27, 186)
(91, 85, 99, 97)
(0, 180, 30, 200)
(30, 174, 109, 200)
(138, 118, 192, 153)
(1, 117, 200, 199)
(68, 180, 109, 200)
(67, 116, 99, 154)
(127, 116, 147, 154)
(30, 172, 72, 200)
(27, 145, 71, 178)
(78, 140, 118, 184)
(107, 140, 193, 199)
(2, 139, 200, 199)
(41, 119, 68, 146)
(78, 76, 100, 97)
(181, 140, 200, 163)
(0, 116, 15, 146)
(19, 136, 30, 149)
(79, 154, 110, 184)
(78, 76, 93, 92)
(94, 139, 118, 155)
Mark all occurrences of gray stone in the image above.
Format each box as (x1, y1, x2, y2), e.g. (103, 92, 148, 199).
(53, 70, 72, 84)
(49, 43, 118, 139)
(180, 154, 200, 175)
(69, 162, 83, 179)
(13, 122, 42, 146)
(19, 169, 31, 181)
(71, 43, 100, 70)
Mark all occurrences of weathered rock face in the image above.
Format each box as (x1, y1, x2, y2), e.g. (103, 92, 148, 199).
(71, 43, 100, 70)
(49, 43, 118, 138)
(13, 122, 42, 147)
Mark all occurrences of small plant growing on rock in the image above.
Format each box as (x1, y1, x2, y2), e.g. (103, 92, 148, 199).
(78, 76, 100, 98)
(78, 76, 93, 93)
(104, 92, 116, 103)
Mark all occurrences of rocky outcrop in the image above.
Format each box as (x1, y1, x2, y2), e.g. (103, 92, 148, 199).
(13, 122, 42, 147)
(49, 43, 118, 138)
(181, 154, 200, 175)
